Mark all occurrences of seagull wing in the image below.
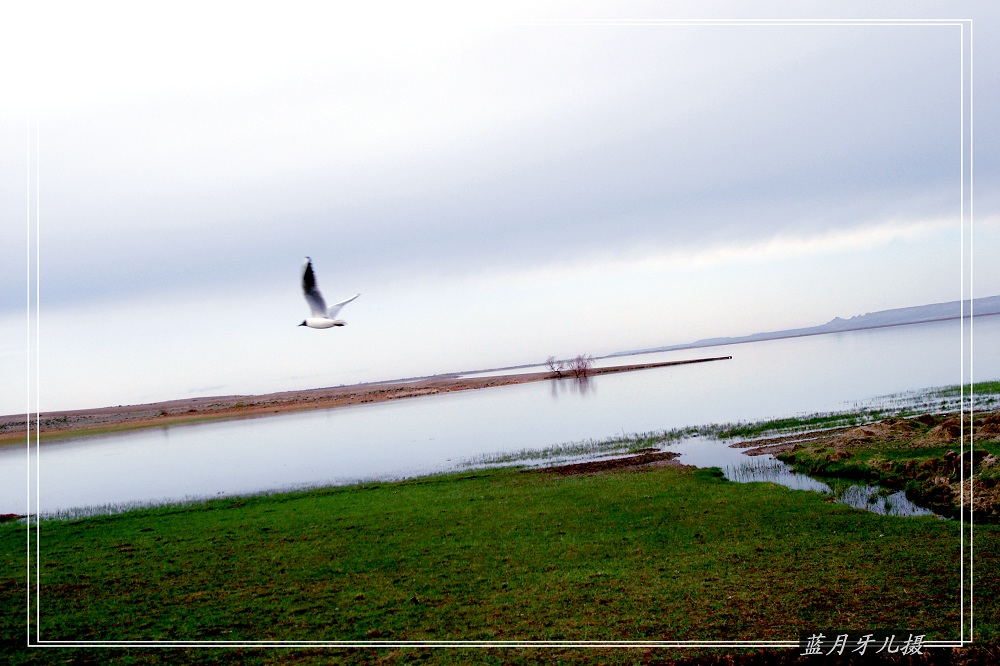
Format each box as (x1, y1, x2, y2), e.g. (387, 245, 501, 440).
(326, 293, 360, 319)
(302, 257, 328, 316)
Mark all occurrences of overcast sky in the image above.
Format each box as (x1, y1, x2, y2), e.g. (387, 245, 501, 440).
(2, 1, 998, 414)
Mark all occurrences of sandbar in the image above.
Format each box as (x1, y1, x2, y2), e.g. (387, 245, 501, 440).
(0, 356, 731, 446)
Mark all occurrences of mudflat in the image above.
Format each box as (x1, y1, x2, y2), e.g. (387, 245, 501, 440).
(0, 356, 730, 446)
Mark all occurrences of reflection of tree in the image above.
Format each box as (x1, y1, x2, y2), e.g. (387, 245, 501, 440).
(549, 374, 594, 398)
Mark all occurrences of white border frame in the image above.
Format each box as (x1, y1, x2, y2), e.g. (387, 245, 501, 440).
(22, 17, 975, 654)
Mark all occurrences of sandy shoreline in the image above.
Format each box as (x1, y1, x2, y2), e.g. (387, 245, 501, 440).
(0, 356, 731, 446)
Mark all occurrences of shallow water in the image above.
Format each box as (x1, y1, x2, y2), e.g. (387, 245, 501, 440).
(1, 316, 995, 517)
(679, 441, 936, 517)
(508, 435, 939, 518)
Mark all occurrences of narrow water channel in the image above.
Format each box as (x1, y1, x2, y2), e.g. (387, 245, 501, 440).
(665, 436, 936, 517)
(505, 435, 940, 519)
(718, 456, 936, 518)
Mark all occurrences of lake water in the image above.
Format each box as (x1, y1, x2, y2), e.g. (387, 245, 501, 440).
(2, 316, 996, 517)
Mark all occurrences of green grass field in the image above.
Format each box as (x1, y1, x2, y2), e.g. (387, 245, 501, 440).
(2, 459, 995, 665)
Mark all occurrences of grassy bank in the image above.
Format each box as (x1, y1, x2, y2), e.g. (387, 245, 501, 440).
(2, 460, 995, 664)
(765, 411, 1000, 522)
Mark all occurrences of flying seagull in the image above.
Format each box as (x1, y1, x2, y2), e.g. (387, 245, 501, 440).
(299, 257, 360, 328)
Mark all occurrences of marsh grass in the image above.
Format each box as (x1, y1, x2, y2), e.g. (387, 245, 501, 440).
(460, 429, 698, 467)
(697, 381, 1000, 443)
(461, 380, 1000, 472)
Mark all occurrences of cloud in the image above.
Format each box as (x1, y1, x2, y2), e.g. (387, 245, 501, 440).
(3, 5, 998, 413)
(1, 11, 991, 323)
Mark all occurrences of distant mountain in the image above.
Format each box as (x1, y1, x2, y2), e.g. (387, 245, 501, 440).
(611, 295, 1000, 357)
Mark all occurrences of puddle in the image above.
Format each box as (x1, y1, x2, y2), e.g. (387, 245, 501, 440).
(722, 457, 936, 517)
(495, 435, 943, 519)
(723, 457, 830, 493)
(832, 484, 937, 518)
(663, 437, 940, 518)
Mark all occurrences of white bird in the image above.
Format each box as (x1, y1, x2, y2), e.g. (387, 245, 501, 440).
(299, 257, 360, 329)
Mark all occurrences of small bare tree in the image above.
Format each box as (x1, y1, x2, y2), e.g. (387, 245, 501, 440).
(545, 355, 565, 378)
(570, 354, 594, 378)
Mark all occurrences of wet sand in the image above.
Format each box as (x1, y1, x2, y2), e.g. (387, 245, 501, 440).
(0, 356, 731, 446)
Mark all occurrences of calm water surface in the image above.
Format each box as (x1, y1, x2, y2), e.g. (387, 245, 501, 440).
(2, 317, 995, 516)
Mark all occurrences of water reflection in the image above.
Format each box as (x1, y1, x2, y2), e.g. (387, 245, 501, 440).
(834, 485, 936, 518)
(721, 457, 937, 518)
(507, 435, 944, 519)
(723, 457, 829, 492)
(1, 316, 995, 516)
(549, 376, 594, 398)
(664, 438, 939, 518)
